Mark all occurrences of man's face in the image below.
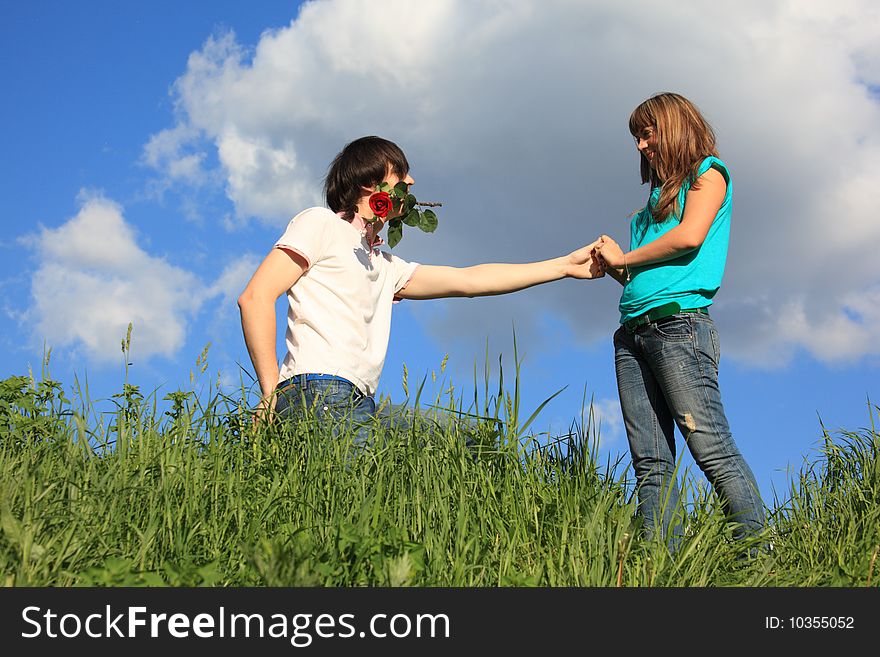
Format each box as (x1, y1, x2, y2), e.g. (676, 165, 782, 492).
(384, 170, 415, 218)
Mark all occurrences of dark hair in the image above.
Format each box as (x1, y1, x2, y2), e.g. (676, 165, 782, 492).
(324, 136, 410, 220)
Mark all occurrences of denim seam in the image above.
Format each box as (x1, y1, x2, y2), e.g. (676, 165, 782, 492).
(689, 316, 726, 448)
(638, 330, 670, 494)
(690, 320, 763, 514)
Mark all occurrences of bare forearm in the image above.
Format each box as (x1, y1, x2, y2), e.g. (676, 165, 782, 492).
(600, 169, 722, 271)
(400, 243, 603, 301)
(626, 226, 701, 267)
(606, 266, 627, 286)
(461, 258, 568, 297)
(238, 297, 280, 397)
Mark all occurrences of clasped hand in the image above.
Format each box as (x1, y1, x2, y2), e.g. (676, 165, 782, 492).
(593, 235, 625, 270)
(567, 237, 608, 279)
(567, 235, 626, 279)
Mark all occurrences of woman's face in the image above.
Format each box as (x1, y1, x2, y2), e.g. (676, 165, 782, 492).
(634, 125, 658, 168)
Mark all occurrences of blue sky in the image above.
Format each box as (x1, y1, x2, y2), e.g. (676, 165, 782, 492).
(2, 0, 879, 507)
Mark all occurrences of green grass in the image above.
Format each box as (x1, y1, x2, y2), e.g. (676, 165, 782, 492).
(1, 356, 878, 587)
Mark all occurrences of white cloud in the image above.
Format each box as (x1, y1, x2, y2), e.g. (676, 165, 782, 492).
(216, 129, 319, 222)
(721, 288, 880, 368)
(206, 252, 262, 310)
(541, 395, 624, 454)
(26, 194, 203, 364)
(142, 123, 207, 186)
(145, 0, 880, 367)
(589, 397, 624, 448)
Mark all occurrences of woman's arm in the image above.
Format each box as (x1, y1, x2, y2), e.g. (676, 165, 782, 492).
(598, 167, 727, 269)
(604, 264, 628, 286)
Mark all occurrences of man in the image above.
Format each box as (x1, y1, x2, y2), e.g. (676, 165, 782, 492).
(238, 136, 604, 436)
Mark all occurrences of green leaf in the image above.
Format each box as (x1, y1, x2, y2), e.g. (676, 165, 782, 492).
(387, 222, 403, 248)
(419, 209, 438, 233)
(393, 181, 409, 197)
(139, 572, 168, 586)
(1, 502, 21, 542)
(512, 385, 566, 442)
(402, 209, 420, 227)
(376, 182, 391, 192)
(404, 193, 417, 213)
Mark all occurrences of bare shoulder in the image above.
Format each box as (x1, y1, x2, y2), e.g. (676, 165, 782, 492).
(689, 166, 727, 200)
(698, 166, 726, 186)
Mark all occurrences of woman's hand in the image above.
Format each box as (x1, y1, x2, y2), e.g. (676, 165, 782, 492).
(596, 235, 625, 269)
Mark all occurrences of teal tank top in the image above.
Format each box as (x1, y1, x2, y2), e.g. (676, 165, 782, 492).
(618, 156, 732, 324)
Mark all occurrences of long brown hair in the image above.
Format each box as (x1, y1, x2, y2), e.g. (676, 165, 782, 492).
(629, 92, 719, 223)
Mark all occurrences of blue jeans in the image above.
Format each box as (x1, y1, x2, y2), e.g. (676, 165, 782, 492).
(272, 375, 448, 448)
(613, 312, 765, 548)
(273, 376, 378, 447)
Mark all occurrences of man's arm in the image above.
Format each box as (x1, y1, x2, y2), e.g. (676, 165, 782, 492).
(397, 240, 604, 300)
(237, 248, 306, 404)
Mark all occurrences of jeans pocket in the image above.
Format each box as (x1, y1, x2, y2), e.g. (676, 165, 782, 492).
(650, 316, 693, 341)
(274, 385, 302, 419)
(309, 380, 362, 417)
(640, 315, 693, 356)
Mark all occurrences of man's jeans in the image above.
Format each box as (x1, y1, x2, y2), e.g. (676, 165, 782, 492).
(613, 312, 765, 547)
(273, 376, 445, 448)
(273, 377, 380, 447)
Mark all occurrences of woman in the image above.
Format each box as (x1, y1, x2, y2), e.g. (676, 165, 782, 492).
(597, 93, 765, 551)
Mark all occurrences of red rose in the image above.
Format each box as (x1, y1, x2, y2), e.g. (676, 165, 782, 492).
(368, 191, 392, 219)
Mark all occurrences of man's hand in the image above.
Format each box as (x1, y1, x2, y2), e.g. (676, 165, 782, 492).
(252, 392, 277, 428)
(566, 238, 607, 279)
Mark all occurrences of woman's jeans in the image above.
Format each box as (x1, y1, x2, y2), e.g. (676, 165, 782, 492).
(614, 312, 765, 547)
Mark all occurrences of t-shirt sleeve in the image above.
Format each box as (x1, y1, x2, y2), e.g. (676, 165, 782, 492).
(698, 156, 730, 184)
(387, 253, 420, 296)
(273, 207, 332, 269)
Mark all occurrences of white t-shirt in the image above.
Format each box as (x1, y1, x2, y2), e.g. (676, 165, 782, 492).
(273, 207, 419, 397)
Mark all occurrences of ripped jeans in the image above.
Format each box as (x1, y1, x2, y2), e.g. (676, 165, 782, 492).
(613, 312, 765, 548)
